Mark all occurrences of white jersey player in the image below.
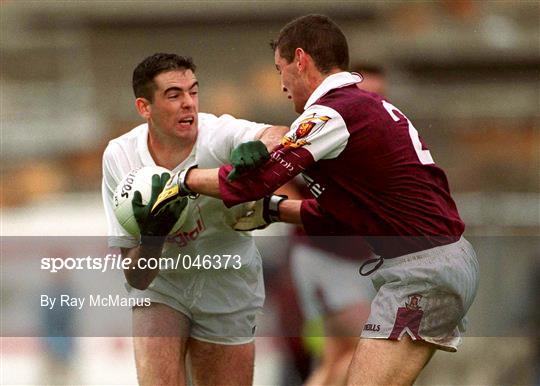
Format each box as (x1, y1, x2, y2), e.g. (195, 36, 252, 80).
(103, 114, 267, 268)
(101, 53, 287, 386)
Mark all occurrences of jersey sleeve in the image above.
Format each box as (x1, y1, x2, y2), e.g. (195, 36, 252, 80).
(217, 105, 350, 207)
(198, 113, 270, 164)
(101, 143, 139, 249)
(218, 145, 315, 207)
(285, 104, 349, 161)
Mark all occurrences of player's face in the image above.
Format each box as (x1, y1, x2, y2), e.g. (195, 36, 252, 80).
(275, 49, 310, 114)
(147, 69, 199, 140)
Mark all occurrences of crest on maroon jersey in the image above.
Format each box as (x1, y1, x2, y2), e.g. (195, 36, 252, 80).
(296, 121, 316, 138)
(406, 294, 423, 310)
(282, 114, 331, 148)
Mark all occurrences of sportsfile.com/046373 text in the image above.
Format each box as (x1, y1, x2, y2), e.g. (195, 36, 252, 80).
(40, 254, 243, 273)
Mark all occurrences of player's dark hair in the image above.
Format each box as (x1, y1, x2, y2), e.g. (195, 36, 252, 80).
(132, 53, 196, 101)
(270, 14, 349, 73)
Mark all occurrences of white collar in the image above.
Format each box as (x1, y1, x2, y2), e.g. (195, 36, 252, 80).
(137, 123, 198, 172)
(304, 71, 363, 109)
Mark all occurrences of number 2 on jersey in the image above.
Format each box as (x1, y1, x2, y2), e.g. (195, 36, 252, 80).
(382, 100, 434, 165)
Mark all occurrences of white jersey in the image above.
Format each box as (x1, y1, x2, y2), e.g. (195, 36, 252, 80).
(102, 112, 269, 268)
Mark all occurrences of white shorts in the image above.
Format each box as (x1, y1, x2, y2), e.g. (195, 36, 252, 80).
(361, 237, 479, 352)
(127, 256, 265, 345)
(290, 242, 376, 322)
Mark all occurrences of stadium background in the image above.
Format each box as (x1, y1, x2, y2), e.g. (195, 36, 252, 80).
(1, 1, 538, 384)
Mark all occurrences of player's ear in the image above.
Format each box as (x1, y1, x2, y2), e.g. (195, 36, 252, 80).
(295, 48, 307, 72)
(135, 97, 151, 119)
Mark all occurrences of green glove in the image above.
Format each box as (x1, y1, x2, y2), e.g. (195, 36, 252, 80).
(132, 173, 188, 239)
(227, 140, 270, 181)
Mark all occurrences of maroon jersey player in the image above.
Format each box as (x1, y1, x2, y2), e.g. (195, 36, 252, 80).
(216, 80, 464, 258)
(154, 15, 479, 386)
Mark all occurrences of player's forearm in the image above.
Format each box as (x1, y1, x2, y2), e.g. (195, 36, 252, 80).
(256, 125, 288, 151)
(185, 168, 222, 198)
(121, 244, 162, 290)
(186, 166, 278, 204)
(278, 199, 303, 224)
(184, 146, 311, 207)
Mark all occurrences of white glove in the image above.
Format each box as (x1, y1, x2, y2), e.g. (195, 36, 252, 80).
(233, 195, 287, 231)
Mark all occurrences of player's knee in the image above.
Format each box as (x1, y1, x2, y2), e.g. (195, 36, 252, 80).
(137, 368, 183, 386)
(134, 337, 185, 385)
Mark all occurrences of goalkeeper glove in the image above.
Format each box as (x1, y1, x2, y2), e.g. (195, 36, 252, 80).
(234, 195, 287, 231)
(227, 140, 270, 181)
(151, 165, 198, 216)
(132, 173, 188, 242)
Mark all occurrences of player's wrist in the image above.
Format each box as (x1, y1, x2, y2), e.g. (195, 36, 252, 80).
(139, 234, 166, 248)
(263, 195, 288, 223)
(178, 165, 199, 199)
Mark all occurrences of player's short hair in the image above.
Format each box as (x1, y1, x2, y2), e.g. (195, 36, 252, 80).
(270, 14, 349, 73)
(132, 53, 196, 101)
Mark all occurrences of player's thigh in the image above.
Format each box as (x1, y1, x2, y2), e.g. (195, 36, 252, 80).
(321, 302, 370, 366)
(132, 303, 191, 386)
(188, 338, 255, 385)
(347, 335, 435, 386)
(309, 306, 368, 386)
(325, 301, 372, 338)
(290, 243, 375, 323)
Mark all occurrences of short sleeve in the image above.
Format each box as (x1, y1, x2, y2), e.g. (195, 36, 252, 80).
(101, 144, 139, 249)
(283, 104, 349, 162)
(198, 113, 270, 164)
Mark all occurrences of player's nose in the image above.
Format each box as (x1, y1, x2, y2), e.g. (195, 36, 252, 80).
(181, 94, 195, 109)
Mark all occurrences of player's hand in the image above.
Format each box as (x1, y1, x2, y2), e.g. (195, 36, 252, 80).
(234, 200, 267, 231)
(151, 166, 197, 216)
(227, 140, 270, 181)
(132, 173, 187, 238)
(233, 195, 287, 231)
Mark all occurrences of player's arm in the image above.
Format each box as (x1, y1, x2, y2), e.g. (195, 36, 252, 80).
(102, 150, 186, 290)
(233, 197, 350, 231)
(233, 178, 306, 228)
(183, 144, 314, 204)
(279, 198, 302, 224)
(102, 146, 148, 285)
(152, 106, 348, 212)
(226, 125, 289, 181)
(118, 189, 186, 290)
(124, 173, 187, 290)
(151, 141, 314, 212)
(254, 125, 289, 151)
(120, 244, 162, 290)
(232, 196, 302, 231)
(272, 198, 354, 231)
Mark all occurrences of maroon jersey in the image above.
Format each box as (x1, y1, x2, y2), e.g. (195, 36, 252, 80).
(219, 72, 464, 258)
